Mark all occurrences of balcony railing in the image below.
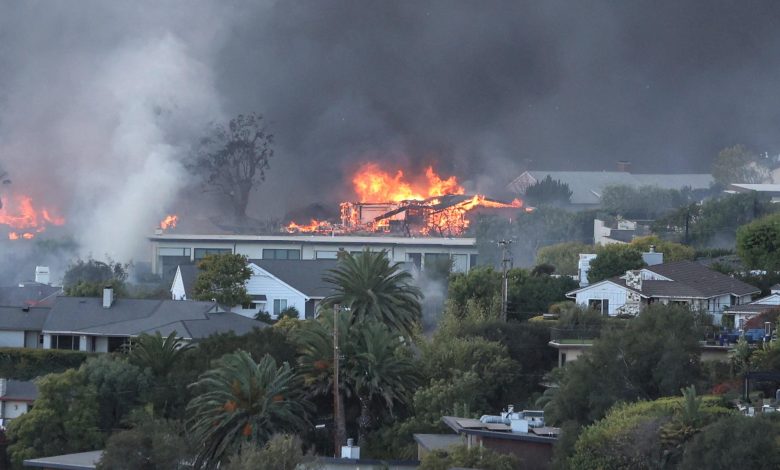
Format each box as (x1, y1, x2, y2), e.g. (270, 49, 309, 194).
(550, 327, 601, 343)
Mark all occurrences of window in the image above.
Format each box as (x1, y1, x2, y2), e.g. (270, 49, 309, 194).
(107, 337, 131, 353)
(407, 253, 422, 269)
(451, 254, 468, 273)
(263, 249, 301, 260)
(424, 253, 452, 272)
(316, 251, 339, 259)
(470, 254, 478, 269)
(273, 299, 288, 315)
(51, 335, 81, 351)
(588, 299, 609, 314)
(194, 248, 232, 260)
(159, 247, 191, 256)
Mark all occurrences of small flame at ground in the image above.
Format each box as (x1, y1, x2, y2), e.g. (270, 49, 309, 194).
(1, 193, 65, 240)
(285, 219, 333, 233)
(160, 214, 178, 230)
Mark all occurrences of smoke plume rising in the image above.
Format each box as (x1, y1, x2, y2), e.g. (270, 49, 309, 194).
(2, 0, 780, 272)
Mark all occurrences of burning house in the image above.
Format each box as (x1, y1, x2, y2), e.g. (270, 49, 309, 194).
(0, 192, 65, 241)
(286, 163, 527, 237)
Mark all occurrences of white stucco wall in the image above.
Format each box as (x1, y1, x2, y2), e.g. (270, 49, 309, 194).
(2, 400, 30, 420)
(0, 331, 26, 348)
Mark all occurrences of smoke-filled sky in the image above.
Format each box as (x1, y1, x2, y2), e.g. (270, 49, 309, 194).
(2, 0, 780, 259)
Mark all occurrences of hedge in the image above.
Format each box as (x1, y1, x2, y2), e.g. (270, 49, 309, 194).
(0, 348, 94, 380)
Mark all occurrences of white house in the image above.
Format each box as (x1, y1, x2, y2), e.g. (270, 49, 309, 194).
(567, 260, 760, 324)
(0, 378, 37, 428)
(171, 259, 338, 320)
(151, 233, 477, 277)
(725, 284, 780, 330)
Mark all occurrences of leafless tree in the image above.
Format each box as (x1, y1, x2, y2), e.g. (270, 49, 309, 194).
(191, 113, 273, 221)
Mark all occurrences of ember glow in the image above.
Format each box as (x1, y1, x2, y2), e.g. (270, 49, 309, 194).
(160, 214, 179, 230)
(285, 219, 334, 233)
(0, 193, 65, 240)
(286, 162, 524, 236)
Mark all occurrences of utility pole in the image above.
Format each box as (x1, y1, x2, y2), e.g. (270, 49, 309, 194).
(499, 240, 512, 322)
(333, 304, 342, 456)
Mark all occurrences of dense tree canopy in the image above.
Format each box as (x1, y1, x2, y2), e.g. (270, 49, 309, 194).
(653, 193, 776, 247)
(711, 144, 769, 186)
(587, 244, 645, 283)
(736, 213, 780, 270)
(568, 393, 733, 470)
(192, 254, 253, 307)
(630, 236, 695, 262)
(97, 414, 190, 470)
(7, 369, 103, 466)
(524, 175, 573, 207)
(680, 414, 780, 469)
(63, 258, 129, 297)
(536, 242, 594, 276)
(601, 185, 697, 219)
(546, 305, 706, 426)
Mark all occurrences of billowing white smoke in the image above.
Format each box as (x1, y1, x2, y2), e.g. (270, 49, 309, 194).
(0, 33, 222, 261)
(75, 36, 222, 259)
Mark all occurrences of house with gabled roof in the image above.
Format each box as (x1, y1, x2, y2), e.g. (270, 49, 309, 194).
(566, 260, 760, 324)
(507, 169, 713, 208)
(0, 378, 38, 427)
(725, 284, 780, 330)
(0, 282, 61, 308)
(170, 259, 337, 320)
(41, 288, 266, 353)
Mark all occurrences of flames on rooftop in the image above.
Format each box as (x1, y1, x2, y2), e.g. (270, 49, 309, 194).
(0, 192, 66, 241)
(286, 162, 528, 237)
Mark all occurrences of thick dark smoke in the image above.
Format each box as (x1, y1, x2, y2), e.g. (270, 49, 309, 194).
(2, 0, 780, 267)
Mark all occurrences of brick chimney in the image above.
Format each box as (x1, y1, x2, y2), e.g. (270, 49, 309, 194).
(616, 160, 631, 172)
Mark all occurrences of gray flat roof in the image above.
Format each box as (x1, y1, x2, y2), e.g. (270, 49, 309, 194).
(150, 233, 476, 246)
(413, 433, 462, 451)
(24, 450, 102, 469)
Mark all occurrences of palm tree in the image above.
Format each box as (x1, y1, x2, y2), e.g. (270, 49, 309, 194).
(294, 311, 352, 451)
(129, 331, 191, 377)
(323, 249, 422, 335)
(129, 331, 192, 417)
(186, 351, 310, 469)
(350, 320, 419, 444)
(293, 313, 418, 447)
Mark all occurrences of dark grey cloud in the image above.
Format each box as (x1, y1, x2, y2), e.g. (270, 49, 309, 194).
(2, 0, 780, 251)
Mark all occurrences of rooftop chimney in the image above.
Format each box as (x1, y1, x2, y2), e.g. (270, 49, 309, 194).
(616, 160, 631, 172)
(102, 287, 114, 309)
(341, 438, 360, 459)
(642, 249, 664, 266)
(35, 266, 50, 285)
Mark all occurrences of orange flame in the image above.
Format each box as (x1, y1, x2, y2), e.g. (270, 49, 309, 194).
(160, 214, 178, 230)
(284, 162, 524, 237)
(285, 219, 333, 233)
(1, 193, 65, 240)
(352, 163, 464, 202)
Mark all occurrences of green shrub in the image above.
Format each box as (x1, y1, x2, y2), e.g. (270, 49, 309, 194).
(0, 348, 94, 380)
